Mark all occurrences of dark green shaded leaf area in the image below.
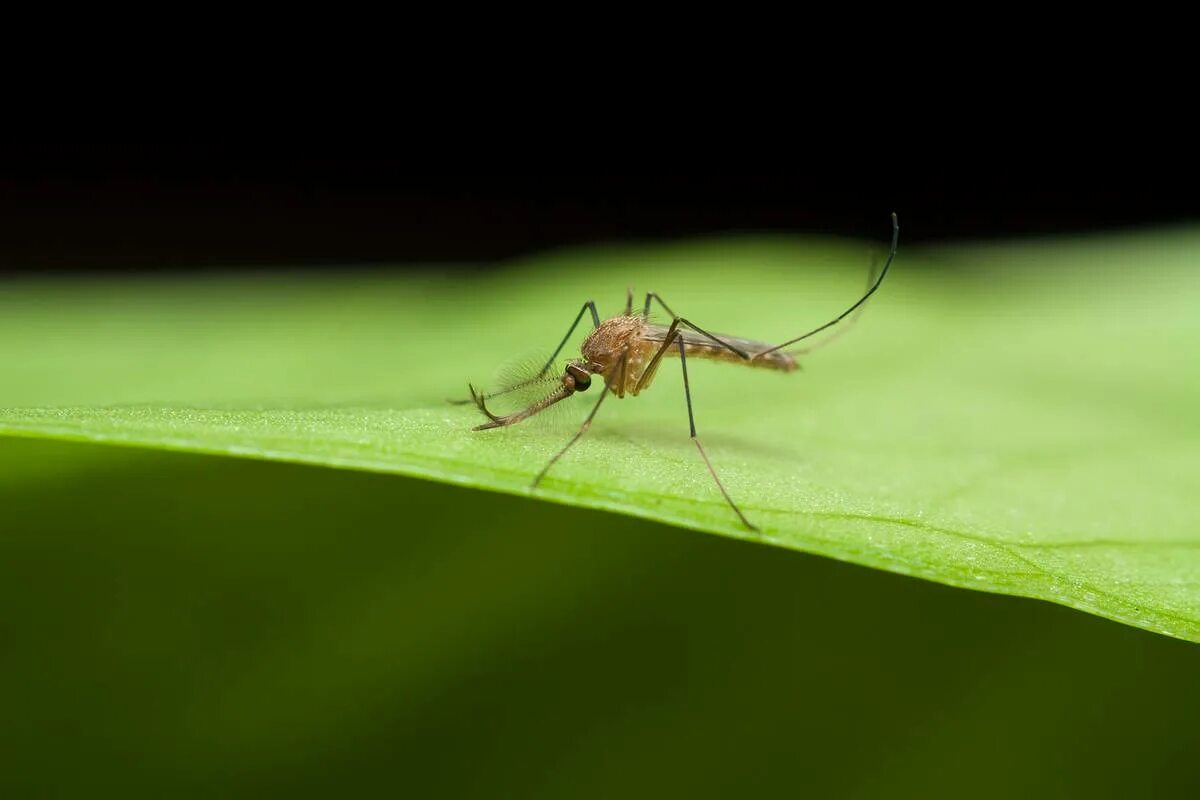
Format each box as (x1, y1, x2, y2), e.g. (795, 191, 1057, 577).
(2, 439, 1199, 798)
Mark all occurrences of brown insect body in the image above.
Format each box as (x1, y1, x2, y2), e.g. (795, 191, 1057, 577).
(458, 214, 899, 532)
(581, 316, 797, 397)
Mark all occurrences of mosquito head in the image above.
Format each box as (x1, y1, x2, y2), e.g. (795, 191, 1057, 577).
(564, 361, 592, 392)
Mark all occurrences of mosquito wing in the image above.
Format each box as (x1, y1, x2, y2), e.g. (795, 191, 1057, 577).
(642, 324, 770, 353)
(642, 324, 797, 371)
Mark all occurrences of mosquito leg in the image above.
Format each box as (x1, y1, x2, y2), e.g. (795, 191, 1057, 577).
(616, 340, 630, 398)
(449, 299, 601, 405)
(788, 250, 881, 356)
(642, 292, 751, 360)
(625, 288, 633, 315)
(526, 299, 600, 377)
(642, 215, 898, 365)
(634, 312, 754, 395)
(643, 291, 679, 320)
(754, 212, 898, 359)
(532, 350, 626, 488)
(676, 335, 759, 532)
(677, 318, 751, 359)
(635, 318, 682, 393)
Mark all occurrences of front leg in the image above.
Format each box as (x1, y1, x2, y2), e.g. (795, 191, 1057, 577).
(531, 350, 627, 487)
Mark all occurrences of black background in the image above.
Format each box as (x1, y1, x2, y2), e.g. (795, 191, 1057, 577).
(2, 151, 1196, 273)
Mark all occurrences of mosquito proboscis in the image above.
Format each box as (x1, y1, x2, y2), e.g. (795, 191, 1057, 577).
(454, 213, 900, 531)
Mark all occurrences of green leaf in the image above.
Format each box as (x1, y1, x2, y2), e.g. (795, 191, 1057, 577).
(7, 438, 1198, 797)
(2, 230, 1199, 640)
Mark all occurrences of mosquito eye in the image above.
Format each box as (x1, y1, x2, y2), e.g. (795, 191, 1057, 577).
(566, 364, 592, 391)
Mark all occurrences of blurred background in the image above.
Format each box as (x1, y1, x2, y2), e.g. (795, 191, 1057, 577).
(3, 150, 1198, 274)
(2, 153, 1199, 797)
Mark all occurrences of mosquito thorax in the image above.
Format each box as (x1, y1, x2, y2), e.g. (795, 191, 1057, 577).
(582, 316, 646, 369)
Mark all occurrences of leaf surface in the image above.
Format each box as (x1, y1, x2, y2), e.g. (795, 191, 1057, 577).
(2, 231, 1198, 639)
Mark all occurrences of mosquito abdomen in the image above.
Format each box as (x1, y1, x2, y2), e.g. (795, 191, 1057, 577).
(648, 326, 798, 372)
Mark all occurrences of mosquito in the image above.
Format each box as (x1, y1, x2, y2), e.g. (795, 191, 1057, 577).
(455, 213, 899, 531)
